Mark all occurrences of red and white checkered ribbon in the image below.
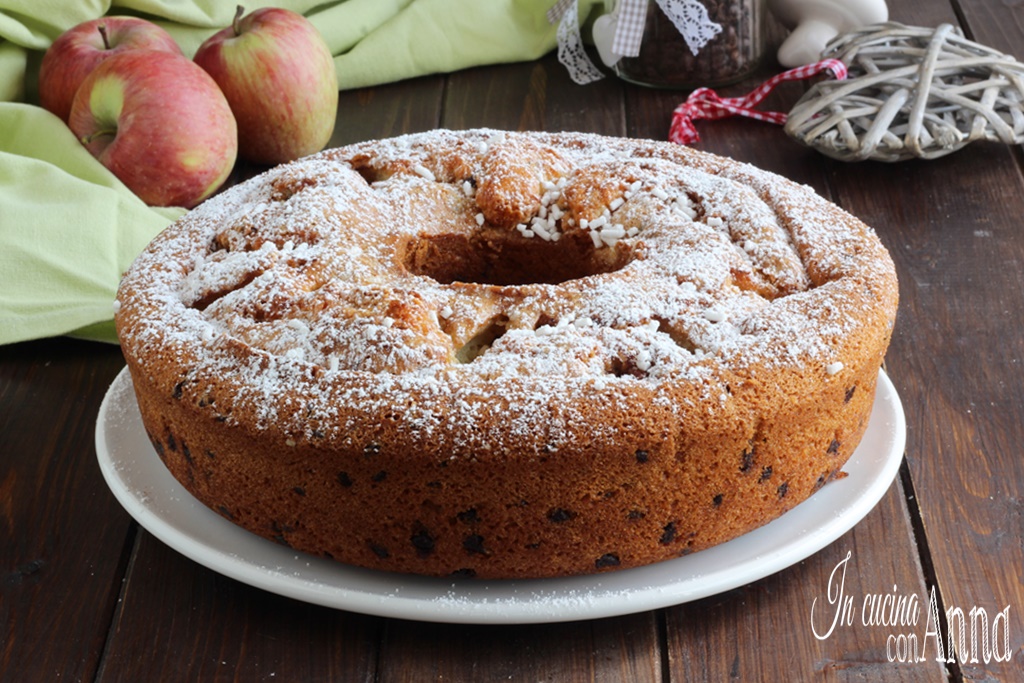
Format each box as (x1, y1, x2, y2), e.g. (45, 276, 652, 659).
(669, 59, 848, 144)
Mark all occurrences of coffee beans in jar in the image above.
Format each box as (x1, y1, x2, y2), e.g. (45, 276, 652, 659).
(611, 0, 767, 89)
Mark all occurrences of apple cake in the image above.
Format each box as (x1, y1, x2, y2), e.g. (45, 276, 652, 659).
(114, 129, 899, 579)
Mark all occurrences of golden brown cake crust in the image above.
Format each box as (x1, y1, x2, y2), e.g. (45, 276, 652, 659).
(115, 130, 898, 579)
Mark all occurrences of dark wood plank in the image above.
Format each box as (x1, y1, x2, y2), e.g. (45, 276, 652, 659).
(378, 613, 662, 682)
(331, 75, 446, 146)
(950, 0, 1024, 56)
(0, 339, 130, 683)
(816, 3, 1024, 679)
(834, 143, 1024, 680)
(664, 483, 947, 681)
(95, 532, 382, 683)
(442, 52, 626, 135)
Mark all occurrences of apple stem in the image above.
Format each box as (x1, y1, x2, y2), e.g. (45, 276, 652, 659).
(232, 5, 245, 36)
(97, 24, 111, 50)
(81, 129, 116, 145)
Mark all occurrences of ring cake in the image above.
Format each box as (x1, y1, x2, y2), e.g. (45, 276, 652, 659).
(115, 129, 898, 579)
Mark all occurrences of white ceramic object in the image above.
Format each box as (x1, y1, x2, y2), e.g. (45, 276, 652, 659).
(96, 367, 905, 624)
(767, 0, 888, 66)
(593, 11, 623, 67)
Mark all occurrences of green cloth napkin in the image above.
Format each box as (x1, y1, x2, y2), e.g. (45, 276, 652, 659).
(0, 0, 566, 345)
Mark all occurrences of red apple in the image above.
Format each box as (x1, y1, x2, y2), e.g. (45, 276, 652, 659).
(39, 16, 182, 122)
(194, 6, 338, 165)
(69, 50, 238, 209)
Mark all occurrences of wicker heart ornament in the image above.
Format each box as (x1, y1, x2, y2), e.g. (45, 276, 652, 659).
(784, 22, 1024, 161)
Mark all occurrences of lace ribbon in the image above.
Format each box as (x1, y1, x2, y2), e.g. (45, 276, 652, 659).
(550, 0, 605, 84)
(669, 59, 849, 144)
(548, 0, 723, 85)
(656, 0, 721, 57)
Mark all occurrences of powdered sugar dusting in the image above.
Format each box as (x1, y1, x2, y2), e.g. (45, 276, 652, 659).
(115, 129, 897, 451)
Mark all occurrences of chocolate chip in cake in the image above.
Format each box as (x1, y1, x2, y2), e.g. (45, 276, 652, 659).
(635, 449, 650, 463)
(827, 439, 841, 455)
(166, 432, 177, 452)
(205, 449, 215, 459)
(712, 493, 724, 507)
(217, 505, 234, 520)
(172, 380, 185, 400)
(462, 534, 487, 555)
(627, 509, 646, 520)
(369, 542, 390, 559)
(457, 508, 480, 524)
(268, 528, 292, 548)
(451, 568, 477, 578)
(293, 486, 306, 496)
(411, 528, 436, 556)
(778, 482, 789, 499)
(595, 553, 621, 569)
(371, 470, 387, 483)
(759, 466, 773, 482)
(740, 447, 755, 472)
(150, 437, 165, 457)
(547, 507, 574, 523)
(337, 471, 353, 487)
(271, 521, 295, 534)
(660, 521, 678, 545)
(814, 474, 827, 491)
(845, 385, 857, 403)
(181, 442, 193, 464)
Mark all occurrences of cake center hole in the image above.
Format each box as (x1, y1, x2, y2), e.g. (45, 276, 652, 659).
(401, 231, 635, 286)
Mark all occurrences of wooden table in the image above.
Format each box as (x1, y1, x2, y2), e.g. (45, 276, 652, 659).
(4, 0, 1023, 679)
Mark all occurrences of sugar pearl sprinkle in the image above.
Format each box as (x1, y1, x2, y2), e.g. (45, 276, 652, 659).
(118, 129, 896, 442)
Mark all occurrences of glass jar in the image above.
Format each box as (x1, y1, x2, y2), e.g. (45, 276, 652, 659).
(610, 0, 768, 89)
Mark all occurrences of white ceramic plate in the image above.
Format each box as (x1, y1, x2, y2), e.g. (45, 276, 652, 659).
(96, 367, 905, 624)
